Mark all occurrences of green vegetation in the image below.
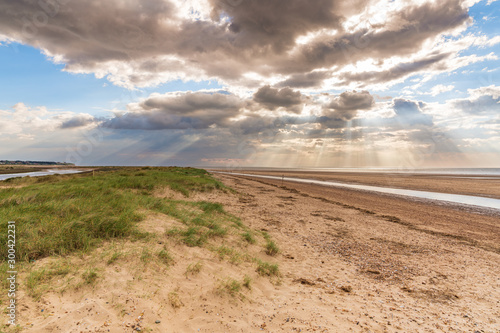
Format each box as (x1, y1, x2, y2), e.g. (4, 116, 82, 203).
(25, 261, 72, 300)
(265, 240, 280, 256)
(164, 198, 246, 248)
(241, 231, 256, 244)
(157, 247, 174, 266)
(0, 166, 281, 307)
(260, 230, 280, 256)
(217, 275, 254, 299)
(0, 167, 228, 262)
(26, 269, 50, 300)
(217, 278, 242, 298)
(256, 260, 280, 277)
(82, 268, 99, 285)
(215, 245, 245, 264)
(107, 251, 122, 265)
(216, 245, 235, 259)
(140, 247, 153, 263)
(185, 261, 203, 276)
(0, 160, 73, 166)
(0, 166, 46, 175)
(243, 275, 252, 289)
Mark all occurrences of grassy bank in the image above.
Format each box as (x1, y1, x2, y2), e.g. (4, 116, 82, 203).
(0, 167, 283, 331)
(0, 168, 279, 295)
(0, 167, 233, 261)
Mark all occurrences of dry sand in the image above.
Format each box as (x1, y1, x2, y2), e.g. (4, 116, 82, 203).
(10, 172, 500, 332)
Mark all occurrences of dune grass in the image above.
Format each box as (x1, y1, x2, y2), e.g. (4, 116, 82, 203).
(242, 231, 256, 244)
(185, 261, 203, 277)
(168, 291, 183, 308)
(217, 278, 243, 298)
(25, 260, 72, 300)
(256, 260, 280, 277)
(265, 240, 280, 256)
(0, 167, 228, 262)
(157, 247, 174, 266)
(243, 275, 252, 289)
(0, 166, 282, 303)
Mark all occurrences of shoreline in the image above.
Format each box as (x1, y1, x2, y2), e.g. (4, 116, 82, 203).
(209, 169, 500, 200)
(212, 171, 500, 214)
(212, 172, 500, 252)
(0, 169, 88, 181)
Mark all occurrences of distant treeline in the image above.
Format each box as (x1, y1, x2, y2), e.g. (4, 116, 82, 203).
(0, 160, 74, 166)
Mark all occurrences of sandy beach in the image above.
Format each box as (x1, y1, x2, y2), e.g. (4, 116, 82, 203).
(211, 169, 500, 199)
(12, 169, 499, 332)
(209, 172, 500, 332)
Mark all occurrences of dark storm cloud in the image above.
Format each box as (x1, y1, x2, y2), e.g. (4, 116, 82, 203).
(326, 90, 375, 111)
(102, 92, 243, 130)
(316, 97, 437, 130)
(72, 92, 468, 166)
(0, 0, 176, 63)
(59, 114, 97, 129)
(101, 89, 376, 132)
(253, 86, 304, 113)
(315, 116, 349, 129)
(322, 90, 375, 120)
(283, 0, 468, 73)
(276, 71, 331, 88)
(0, 0, 469, 87)
(208, 0, 346, 53)
(0, 0, 344, 80)
(139, 91, 244, 114)
(407, 129, 461, 153)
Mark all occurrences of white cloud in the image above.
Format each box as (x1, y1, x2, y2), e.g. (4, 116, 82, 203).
(467, 85, 500, 99)
(0, 0, 477, 91)
(0, 103, 96, 139)
(485, 35, 500, 47)
(430, 84, 455, 96)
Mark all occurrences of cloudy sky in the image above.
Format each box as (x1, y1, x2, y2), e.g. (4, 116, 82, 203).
(0, 0, 499, 168)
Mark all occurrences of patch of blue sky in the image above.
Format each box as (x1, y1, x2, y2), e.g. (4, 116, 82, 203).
(0, 42, 224, 117)
(389, 1, 500, 96)
(468, 0, 500, 36)
(383, 29, 499, 101)
(421, 55, 497, 97)
(0, 42, 127, 116)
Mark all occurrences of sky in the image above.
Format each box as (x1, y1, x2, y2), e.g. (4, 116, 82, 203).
(0, 0, 499, 169)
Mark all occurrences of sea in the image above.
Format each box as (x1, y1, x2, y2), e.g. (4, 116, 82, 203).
(210, 167, 500, 176)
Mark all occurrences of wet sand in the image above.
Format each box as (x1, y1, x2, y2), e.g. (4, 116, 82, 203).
(211, 169, 500, 199)
(213, 170, 500, 252)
